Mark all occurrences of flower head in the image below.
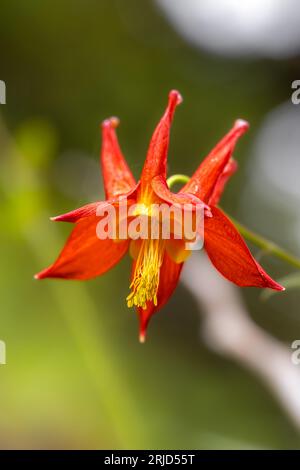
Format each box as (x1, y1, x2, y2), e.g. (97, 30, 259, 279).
(35, 91, 284, 342)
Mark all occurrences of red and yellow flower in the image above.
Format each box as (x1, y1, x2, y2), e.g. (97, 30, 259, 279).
(35, 91, 284, 341)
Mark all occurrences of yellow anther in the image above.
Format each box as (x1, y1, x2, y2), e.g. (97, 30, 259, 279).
(126, 239, 165, 309)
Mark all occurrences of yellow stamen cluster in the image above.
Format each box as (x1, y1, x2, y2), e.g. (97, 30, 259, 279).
(127, 239, 165, 310)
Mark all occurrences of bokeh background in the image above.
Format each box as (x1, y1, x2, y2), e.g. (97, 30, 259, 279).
(0, 0, 300, 449)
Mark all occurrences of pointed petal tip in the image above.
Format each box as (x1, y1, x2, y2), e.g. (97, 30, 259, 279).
(273, 283, 285, 292)
(168, 90, 183, 107)
(139, 314, 147, 343)
(34, 271, 45, 280)
(266, 281, 285, 292)
(234, 119, 249, 133)
(50, 214, 68, 222)
(34, 265, 54, 280)
(101, 116, 120, 130)
(262, 272, 285, 292)
(139, 331, 146, 344)
(49, 202, 100, 223)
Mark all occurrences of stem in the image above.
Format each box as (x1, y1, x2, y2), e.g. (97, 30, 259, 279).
(167, 173, 300, 270)
(167, 174, 190, 188)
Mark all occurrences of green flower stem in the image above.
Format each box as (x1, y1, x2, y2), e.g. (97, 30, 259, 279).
(167, 174, 300, 270)
(167, 174, 190, 188)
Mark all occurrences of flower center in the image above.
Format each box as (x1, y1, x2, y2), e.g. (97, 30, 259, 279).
(127, 239, 165, 310)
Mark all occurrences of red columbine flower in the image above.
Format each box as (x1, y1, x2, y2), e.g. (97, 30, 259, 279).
(35, 90, 284, 341)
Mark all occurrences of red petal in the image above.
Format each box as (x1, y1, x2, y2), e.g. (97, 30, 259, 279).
(151, 176, 211, 235)
(51, 190, 139, 223)
(165, 239, 191, 263)
(101, 117, 136, 198)
(151, 174, 206, 207)
(139, 90, 182, 193)
(51, 201, 105, 223)
(35, 215, 129, 280)
(137, 251, 183, 342)
(204, 206, 284, 291)
(208, 158, 238, 206)
(181, 120, 248, 203)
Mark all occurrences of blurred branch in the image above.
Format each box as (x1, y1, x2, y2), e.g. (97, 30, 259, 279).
(182, 252, 300, 430)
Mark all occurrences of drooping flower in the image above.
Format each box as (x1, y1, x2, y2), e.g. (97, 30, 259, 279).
(35, 91, 284, 341)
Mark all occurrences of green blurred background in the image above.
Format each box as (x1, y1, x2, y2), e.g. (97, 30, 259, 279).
(0, 0, 300, 449)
